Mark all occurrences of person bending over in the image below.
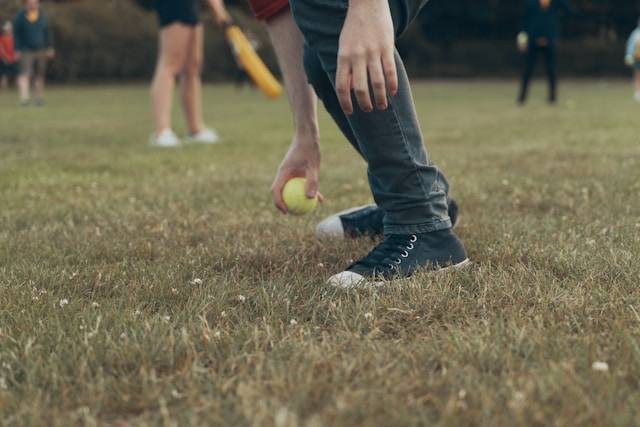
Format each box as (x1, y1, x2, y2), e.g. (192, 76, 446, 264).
(149, 0, 230, 147)
(251, 1, 461, 243)
(261, 0, 470, 287)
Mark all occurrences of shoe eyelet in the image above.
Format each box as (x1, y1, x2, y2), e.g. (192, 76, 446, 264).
(395, 258, 402, 264)
(401, 251, 409, 258)
(388, 263, 395, 269)
(406, 243, 414, 250)
(409, 235, 417, 243)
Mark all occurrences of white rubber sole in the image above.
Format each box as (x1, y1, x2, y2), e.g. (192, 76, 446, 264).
(315, 204, 377, 241)
(327, 258, 472, 289)
(184, 135, 221, 144)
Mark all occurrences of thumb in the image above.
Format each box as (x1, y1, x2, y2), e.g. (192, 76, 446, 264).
(304, 168, 318, 199)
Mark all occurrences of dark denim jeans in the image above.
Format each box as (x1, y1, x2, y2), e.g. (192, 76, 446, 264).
(289, 0, 452, 235)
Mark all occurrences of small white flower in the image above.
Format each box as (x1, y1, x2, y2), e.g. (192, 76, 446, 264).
(59, 299, 69, 308)
(317, 263, 324, 268)
(237, 295, 246, 303)
(91, 302, 100, 308)
(592, 361, 609, 372)
(289, 319, 298, 326)
(586, 239, 596, 246)
(171, 288, 178, 295)
(162, 315, 171, 323)
(191, 278, 203, 285)
(119, 332, 127, 340)
(364, 312, 374, 320)
(79, 325, 84, 331)
(220, 311, 227, 318)
(134, 309, 142, 316)
(171, 389, 181, 398)
(213, 330, 221, 339)
(510, 391, 526, 409)
(458, 389, 467, 399)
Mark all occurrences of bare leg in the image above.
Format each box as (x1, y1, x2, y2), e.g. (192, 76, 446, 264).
(151, 23, 191, 135)
(17, 73, 30, 103)
(33, 77, 44, 102)
(181, 24, 204, 135)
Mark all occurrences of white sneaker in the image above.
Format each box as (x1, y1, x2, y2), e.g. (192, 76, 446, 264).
(150, 129, 181, 147)
(634, 91, 640, 102)
(315, 204, 380, 241)
(185, 127, 220, 144)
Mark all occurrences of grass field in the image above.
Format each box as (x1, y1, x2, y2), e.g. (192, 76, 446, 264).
(1, 80, 639, 426)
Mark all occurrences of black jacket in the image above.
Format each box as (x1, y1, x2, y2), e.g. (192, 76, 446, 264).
(523, 0, 573, 43)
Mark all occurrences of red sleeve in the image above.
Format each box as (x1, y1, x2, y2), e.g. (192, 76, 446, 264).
(248, 0, 290, 21)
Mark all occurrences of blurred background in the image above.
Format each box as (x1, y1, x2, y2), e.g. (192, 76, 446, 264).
(1, 0, 639, 82)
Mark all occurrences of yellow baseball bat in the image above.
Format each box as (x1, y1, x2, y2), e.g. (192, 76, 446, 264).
(224, 24, 283, 100)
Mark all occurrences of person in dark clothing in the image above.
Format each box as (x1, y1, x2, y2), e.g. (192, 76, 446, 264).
(12, 0, 54, 105)
(517, 0, 573, 105)
(270, 0, 470, 288)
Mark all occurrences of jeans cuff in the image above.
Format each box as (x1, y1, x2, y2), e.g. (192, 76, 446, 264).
(383, 218, 452, 236)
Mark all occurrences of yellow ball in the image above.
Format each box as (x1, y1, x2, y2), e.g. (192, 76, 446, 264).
(282, 177, 318, 216)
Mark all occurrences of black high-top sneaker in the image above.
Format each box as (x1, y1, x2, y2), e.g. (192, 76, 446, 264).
(327, 228, 470, 288)
(315, 199, 460, 240)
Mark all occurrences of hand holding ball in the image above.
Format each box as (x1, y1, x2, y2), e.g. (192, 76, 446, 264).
(282, 178, 318, 216)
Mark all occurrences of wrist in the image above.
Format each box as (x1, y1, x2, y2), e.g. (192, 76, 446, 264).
(293, 131, 320, 149)
(294, 123, 320, 143)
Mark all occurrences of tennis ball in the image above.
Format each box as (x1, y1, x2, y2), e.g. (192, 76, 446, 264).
(282, 177, 318, 216)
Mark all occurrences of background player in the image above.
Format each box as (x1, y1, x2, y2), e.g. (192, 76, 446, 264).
(517, 0, 573, 105)
(12, 0, 54, 106)
(625, 18, 640, 102)
(150, 0, 231, 147)
(0, 21, 18, 91)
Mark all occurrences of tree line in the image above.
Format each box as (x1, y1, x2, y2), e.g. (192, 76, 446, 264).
(1, 0, 638, 81)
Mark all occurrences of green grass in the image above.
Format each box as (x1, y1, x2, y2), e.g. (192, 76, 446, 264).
(1, 80, 640, 426)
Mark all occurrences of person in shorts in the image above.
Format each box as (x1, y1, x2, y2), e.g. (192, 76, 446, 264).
(149, 0, 231, 147)
(12, 0, 54, 105)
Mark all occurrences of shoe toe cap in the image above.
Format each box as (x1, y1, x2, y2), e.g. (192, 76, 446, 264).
(315, 216, 345, 240)
(327, 271, 367, 289)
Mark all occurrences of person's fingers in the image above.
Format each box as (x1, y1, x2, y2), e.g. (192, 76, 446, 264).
(382, 49, 398, 97)
(336, 55, 353, 114)
(352, 57, 373, 113)
(304, 168, 318, 199)
(271, 173, 291, 214)
(368, 56, 388, 110)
